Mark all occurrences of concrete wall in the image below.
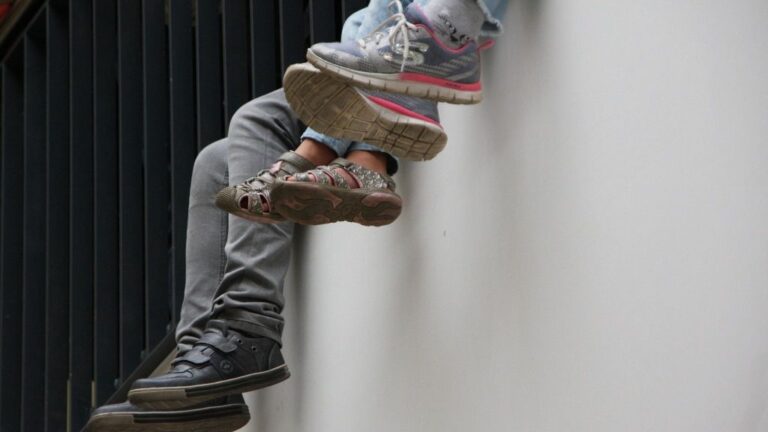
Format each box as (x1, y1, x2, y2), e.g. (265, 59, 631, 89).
(244, 1, 768, 431)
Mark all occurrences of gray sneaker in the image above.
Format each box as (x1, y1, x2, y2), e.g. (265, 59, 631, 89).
(215, 151, 315, 223)
(307, 2, 483, 105)
(284, 62, 447, 161)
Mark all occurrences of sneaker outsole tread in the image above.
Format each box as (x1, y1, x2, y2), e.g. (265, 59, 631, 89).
(285, 63, 448, 161)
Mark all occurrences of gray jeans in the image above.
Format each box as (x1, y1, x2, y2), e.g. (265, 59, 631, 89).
(175, 89, 303, 352)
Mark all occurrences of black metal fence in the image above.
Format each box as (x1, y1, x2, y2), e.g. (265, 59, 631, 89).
(0, 0, 365, 430)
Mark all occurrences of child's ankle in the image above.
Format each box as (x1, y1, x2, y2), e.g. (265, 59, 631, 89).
(346, 150, 388, 174)
(295, 139, 337, 166)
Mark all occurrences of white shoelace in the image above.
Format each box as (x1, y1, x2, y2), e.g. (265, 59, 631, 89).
(357, 0, 419, 72)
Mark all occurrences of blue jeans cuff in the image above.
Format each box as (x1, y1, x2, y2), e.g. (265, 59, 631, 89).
(301, 127, 352, 157)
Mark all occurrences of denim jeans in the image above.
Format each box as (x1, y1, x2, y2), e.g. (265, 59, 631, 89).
(301, 0, 508, 172)
(342, 0, 506, 41)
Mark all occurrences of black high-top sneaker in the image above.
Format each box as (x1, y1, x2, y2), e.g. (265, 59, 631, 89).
(128, 321, 289, 410)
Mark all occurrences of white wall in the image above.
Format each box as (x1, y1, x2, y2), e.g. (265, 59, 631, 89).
(244, 1, 768, 431)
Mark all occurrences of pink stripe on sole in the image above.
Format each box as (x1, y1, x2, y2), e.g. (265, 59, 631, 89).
(399, 72, 482, 92)
(366, 96, 442, 127)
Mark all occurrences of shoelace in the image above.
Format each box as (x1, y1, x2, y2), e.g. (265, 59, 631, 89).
(357, 0, 418, 72)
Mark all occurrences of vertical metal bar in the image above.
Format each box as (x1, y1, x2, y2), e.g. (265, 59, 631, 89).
(250, 0, 279, 98)
(117, 0, 146, 382)
(68, 0, 95, 428)
(334, 0, 345, 37)
(142, 0, 171, 351)
(196, 0, 223, 149)
(0, 44, 24, 432)
(92, 0, 119, 405)
(342, 0, 368, 20)
(21, 11, 47, 432)
(279, 0, 307, 74)
(0, 67, 3, 380)
(223, 0, 250, 125)
(0, 66, 3, 385)
(45, 0, 70, 429)
(310, 0, 338, 44)
(169, 0, 196, 322)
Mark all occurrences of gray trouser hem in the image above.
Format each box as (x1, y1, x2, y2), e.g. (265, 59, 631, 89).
(224, 317, 284, 345)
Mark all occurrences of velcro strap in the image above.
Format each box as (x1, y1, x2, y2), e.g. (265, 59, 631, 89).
(197, 332, 238, 353)
(278, 151, 314, 174)
(172, 349, 210, 366)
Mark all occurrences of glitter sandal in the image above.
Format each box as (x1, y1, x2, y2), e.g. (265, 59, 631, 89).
(270, 158, 402, 226)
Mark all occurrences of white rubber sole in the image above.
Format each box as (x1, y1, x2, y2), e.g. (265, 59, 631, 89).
(285, 63, 448, 161)
(306, 50, 483, 105)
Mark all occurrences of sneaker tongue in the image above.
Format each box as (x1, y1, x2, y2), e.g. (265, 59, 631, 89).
(404, 3, 435, 30)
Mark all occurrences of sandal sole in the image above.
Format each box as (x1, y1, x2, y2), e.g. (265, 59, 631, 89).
(307, 50, 483, 105)
(83, 404, 250, 432)
(270, 181, 402, 227)
(128, 364, 290, 410)
(285, 63, 448, 161)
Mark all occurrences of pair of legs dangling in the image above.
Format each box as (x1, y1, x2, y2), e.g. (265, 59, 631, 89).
(217, 0, 504, 228)
(84, 0, 506, 430)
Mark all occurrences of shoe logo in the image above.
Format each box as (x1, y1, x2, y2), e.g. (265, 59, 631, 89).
(384, 42, 429, 66)
(220, 360, 234, 373)
(438, 13, 472, 46)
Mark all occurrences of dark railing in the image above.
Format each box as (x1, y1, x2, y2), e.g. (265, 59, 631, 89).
(0, 0, 366, 430)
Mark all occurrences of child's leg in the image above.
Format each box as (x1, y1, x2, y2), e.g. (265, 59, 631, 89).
(293, 138, 338, 166)
(284, 0, 404, 176)
(346, 150, 388, 174)
(282, 148, 388, 193)
(283, 0, 409, 170)
(292, 137, 390, 176)
(226, 0, 407, 227)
